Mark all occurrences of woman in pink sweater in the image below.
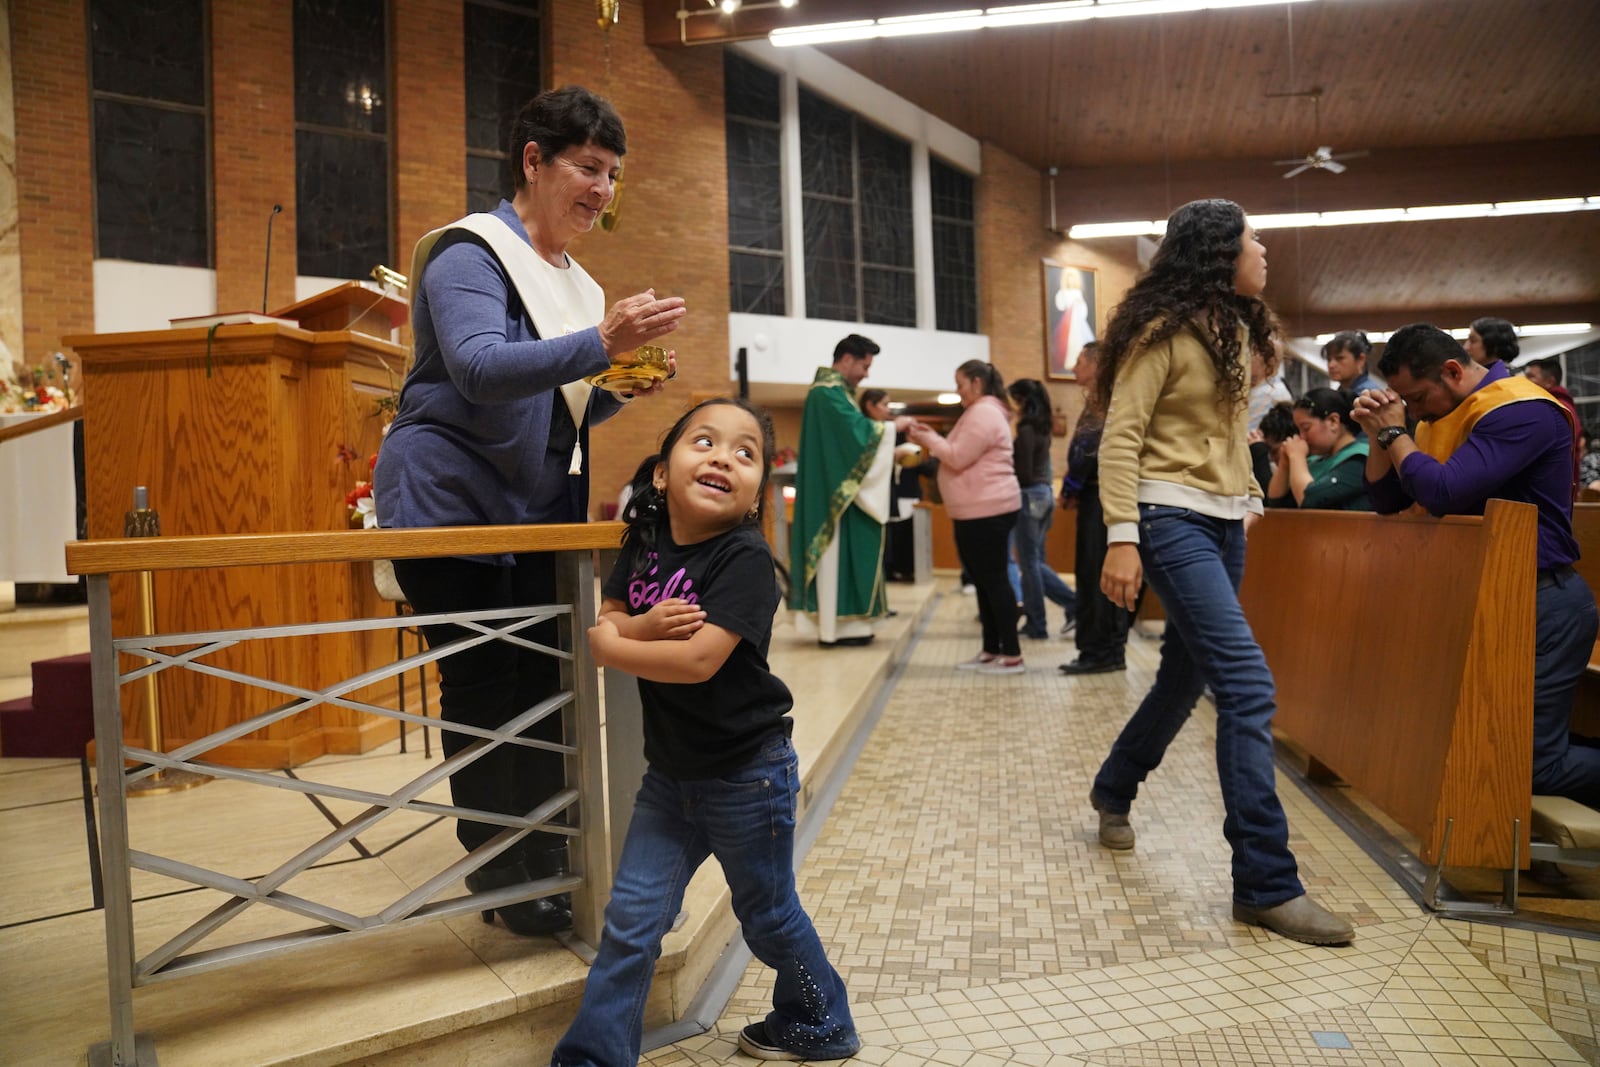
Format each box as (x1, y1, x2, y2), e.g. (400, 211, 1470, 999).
(908, 361, 1024, 673)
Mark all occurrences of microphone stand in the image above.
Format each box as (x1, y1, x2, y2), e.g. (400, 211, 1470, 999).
(262, 204, 283, 313)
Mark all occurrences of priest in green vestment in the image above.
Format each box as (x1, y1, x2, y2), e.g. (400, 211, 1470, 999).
(790, 334, 913, 645)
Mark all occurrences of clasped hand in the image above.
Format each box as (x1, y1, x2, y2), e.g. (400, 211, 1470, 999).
(1350, 388, 1406, 432)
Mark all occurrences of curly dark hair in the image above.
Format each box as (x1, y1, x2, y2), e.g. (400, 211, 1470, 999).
(1093, 198, 1280, 415)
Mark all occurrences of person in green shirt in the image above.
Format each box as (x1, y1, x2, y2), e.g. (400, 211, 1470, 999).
(1266, 387, 1373, 510)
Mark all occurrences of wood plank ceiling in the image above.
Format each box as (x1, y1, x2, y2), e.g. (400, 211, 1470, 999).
(642, 0, 1600, 336)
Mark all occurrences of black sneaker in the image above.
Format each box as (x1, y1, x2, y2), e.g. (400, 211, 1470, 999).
(736, 1022, 860, 1061)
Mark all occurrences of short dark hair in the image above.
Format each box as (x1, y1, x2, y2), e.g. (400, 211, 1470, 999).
(1378, 323, 1468, 382)
(1527, 356, 1563, 386)
(1258, 403, 1297, 445)
(1294, 387, 1360, 435)
(858, 388, 888, 415)
(1471, 316, 1519, 363)
(833, 334, 880, 363)
(1320, 330, 1372, 364)
(509, 86, 626, 191)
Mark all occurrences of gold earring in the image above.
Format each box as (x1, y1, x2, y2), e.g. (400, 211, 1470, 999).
(746, 505, 760, 519)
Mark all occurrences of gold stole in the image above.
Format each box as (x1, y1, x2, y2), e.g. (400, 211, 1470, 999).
(1413, 374, 1570, 463)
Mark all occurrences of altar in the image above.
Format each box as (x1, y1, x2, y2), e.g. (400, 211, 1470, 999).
(0, 411, 77, 587)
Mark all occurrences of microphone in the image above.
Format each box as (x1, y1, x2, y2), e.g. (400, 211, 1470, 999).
(262, 204, 283, 313)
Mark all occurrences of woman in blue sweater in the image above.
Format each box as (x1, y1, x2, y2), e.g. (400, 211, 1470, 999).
(375, 86, 684, 936)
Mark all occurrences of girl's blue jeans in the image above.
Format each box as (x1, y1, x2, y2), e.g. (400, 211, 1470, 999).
(1091, 505, 1304, 908)
(551, 735, 859, 1066)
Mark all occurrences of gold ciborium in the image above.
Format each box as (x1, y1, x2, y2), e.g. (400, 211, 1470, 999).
(585, 344, 671, 393)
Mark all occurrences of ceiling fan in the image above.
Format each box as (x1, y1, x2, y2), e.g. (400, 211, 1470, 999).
(1274, 144, 1369, 179)
(1267, 87, 1369, 179)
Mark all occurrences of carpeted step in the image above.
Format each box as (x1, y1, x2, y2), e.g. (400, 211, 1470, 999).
(0, 694, 93, 758)
(0, 653, 94, 758)
(32, 652, 92, 716)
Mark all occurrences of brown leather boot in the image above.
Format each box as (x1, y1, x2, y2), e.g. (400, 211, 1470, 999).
(1089, 790, 1134, 850)
(1232, 894, 1354, 945)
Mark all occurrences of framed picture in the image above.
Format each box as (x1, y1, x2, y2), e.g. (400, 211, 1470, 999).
(1042, 260, 1097, 381)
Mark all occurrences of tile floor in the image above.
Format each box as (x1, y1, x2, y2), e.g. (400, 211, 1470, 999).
(3, 581, 1598, 1065)
(643, 587, 1600, 1067)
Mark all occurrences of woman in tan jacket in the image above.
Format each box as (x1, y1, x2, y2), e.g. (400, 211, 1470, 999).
(1088, 198, 1354, 946)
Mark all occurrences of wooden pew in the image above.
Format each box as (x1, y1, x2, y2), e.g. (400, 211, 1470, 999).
(1238, 499, 1537, 872)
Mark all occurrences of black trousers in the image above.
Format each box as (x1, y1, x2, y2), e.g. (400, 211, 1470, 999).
(1072, 492, 1135, 664)
(391, 552, 567, 857)
(953, 510, 1021, 657)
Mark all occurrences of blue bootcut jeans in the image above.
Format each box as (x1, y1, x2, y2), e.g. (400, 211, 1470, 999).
(1091, 505, 1304, 908)
(550, 735, 858, 1067)
(1015, 483, 1077, 636)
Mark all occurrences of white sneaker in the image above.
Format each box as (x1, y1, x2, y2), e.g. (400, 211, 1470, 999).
(977, 656, 1025, 675)
(955, 652, 996, 670)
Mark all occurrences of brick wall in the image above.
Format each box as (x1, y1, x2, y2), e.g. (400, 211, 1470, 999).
(393, 0, 464, 279)
(977, 142, 1138, 465)
(12, 0, 93, 365)
(10, 0, 1136, 511)
(547, 1, 733, 513)
(212, 0, 296, 314)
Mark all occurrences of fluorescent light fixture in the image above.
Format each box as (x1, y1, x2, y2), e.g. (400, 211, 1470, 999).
(771, 19, 878, 46)
(1314, 207, 1408, 227)
(770, 0, 1314, 46)
(1521, 321, 1594, 336)
(721, 0, 741, 12)
(878, 9, 987, 36)
(1068, 196, 1600, 239)
(937, 392, 962, 404)
(1313, 323, 1593, 345)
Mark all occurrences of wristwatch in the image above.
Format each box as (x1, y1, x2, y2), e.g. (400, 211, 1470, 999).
(1375, 426, 1408, 450)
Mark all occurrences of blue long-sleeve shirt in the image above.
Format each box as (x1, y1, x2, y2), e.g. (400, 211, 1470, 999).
(1365, 363, 1579, 569)
(375, 201, 625, 561)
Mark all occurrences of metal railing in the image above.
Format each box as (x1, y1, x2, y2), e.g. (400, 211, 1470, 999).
(66, 523, 624, 1067)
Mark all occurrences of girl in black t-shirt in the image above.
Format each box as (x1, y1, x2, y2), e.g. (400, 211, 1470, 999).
(551, 398, 860, 1066)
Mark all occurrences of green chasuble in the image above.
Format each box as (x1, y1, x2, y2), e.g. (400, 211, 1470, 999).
(789, 367, 889, 622)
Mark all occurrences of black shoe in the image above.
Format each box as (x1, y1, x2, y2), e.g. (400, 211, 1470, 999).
(1059, 657, 1125, 675)
(736, 1021, 860, 1061)
(465, 858, 572, 937)
(1018, 628, 1050, 640)
(819, 635, 874, 647)
(525, 843, 574, 913)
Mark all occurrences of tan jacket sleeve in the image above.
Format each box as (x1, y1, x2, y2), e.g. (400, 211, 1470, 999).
(1097, 335, 1172, 544)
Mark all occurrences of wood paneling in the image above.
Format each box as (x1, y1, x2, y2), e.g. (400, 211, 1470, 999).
(68, 324, 411, 768)
(653, 0, 1600, 337)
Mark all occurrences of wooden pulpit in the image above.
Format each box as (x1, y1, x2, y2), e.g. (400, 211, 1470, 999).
(65, 314, 409, 767)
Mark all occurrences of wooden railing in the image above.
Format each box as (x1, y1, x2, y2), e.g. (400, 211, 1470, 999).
(1239, 500, 1537, 874)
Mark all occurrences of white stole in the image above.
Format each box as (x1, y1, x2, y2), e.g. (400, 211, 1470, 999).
(410, 213, 606, 475)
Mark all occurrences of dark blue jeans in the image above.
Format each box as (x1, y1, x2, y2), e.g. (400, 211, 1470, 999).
(1091, 505, 1304, 908)
(551, 736, 858, 1066)
(1015, 484, 1077, 637)
(1531, 567, 1600, 804)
